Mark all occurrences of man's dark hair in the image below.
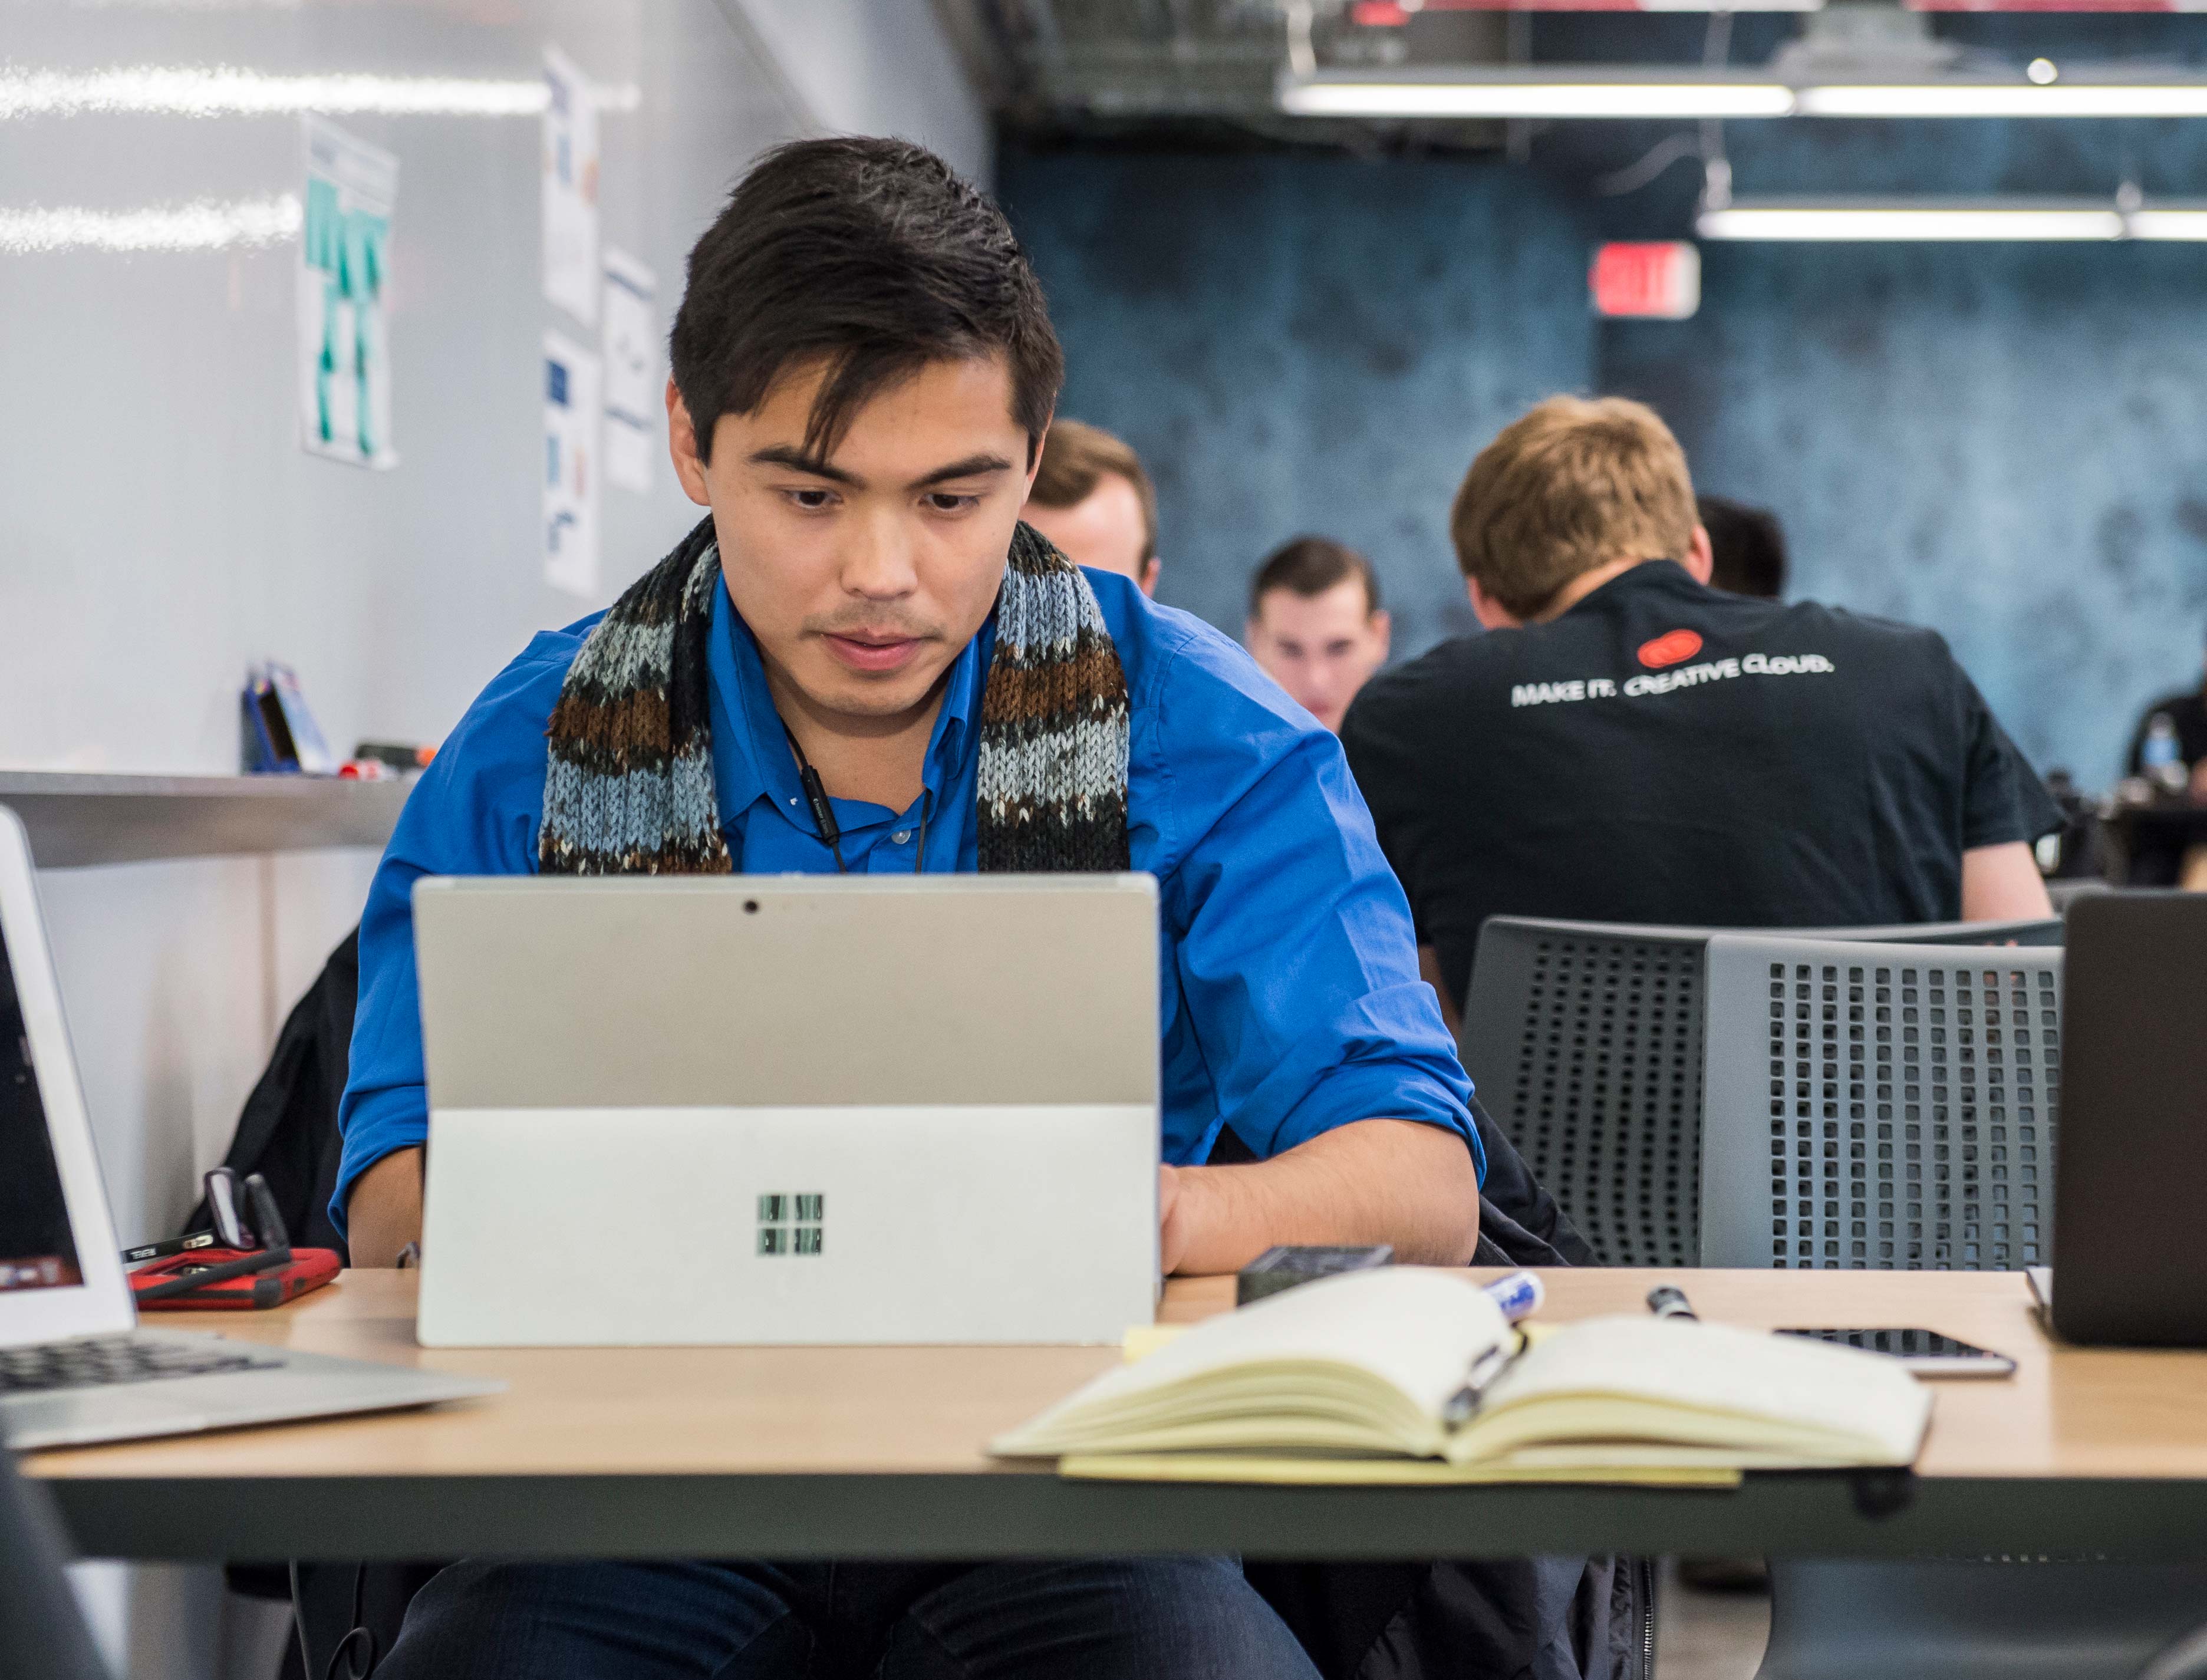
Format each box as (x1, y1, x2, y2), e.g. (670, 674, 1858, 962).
(1697, 495, 1788, 599)
(670, 137, 1063, 465)
(1249, 536, 1382, 618)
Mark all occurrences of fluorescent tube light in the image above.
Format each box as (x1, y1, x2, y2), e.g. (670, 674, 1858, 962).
(0, 193, 302, 253)
(1798, 82, 2207, 118)
(0, 65, 643, 120)
(1280, 73, 1797, 120)
(2126, 210, 2207, 240)
(1696, 202, 2127, 241)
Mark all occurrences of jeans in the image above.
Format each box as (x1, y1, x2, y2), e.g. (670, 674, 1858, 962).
(375, 1556, 1322, 1680)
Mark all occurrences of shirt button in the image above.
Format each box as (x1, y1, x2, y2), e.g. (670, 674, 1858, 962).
(892, 830, 911, 845)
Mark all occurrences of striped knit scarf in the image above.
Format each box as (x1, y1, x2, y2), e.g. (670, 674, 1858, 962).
(538, 515, 1130, 875)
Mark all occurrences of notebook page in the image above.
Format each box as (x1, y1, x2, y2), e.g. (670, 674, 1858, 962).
(993, 1269, 1509, 1453)
(1454, 1315, 1931, 1466)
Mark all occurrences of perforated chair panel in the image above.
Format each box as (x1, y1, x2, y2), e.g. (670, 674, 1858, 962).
(1700, 937, 2064, 1270)
(1462, 923, 1707, 1266)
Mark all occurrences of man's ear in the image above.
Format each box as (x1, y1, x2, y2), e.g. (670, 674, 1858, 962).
(1371, 608, 1392, 660)
(1139, 556, 1162, 598)
(1467, 576, 1520, 631)
(667, 378, 711, 509)
(1024, 413, 1055, 500)
(1684, 523, 1716, 585)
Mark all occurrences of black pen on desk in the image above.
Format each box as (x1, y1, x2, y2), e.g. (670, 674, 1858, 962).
(1646, 1284, 1698, 1321)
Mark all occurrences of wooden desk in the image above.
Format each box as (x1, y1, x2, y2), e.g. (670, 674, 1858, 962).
(29, 1269, 2207, 1563)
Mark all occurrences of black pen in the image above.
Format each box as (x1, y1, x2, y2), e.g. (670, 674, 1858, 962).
(1646, 1284, 1698, 1321)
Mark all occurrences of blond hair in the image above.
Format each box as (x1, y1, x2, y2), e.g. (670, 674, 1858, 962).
(1030, 420, 1157, 564)
(1450, 396, 1697, 620)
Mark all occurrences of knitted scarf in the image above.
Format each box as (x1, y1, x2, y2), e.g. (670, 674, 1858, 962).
(538, 516, 1130, 875)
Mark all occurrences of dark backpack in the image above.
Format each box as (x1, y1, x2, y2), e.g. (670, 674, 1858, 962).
(1237, 1099, 1654, 1680)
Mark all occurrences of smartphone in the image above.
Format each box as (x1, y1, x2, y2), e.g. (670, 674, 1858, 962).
(1775, 1326, 2016, 1378)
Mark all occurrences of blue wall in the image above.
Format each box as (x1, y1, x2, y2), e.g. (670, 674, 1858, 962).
(1003, 117, 2207, 785)
(997, 150, 1597, 656)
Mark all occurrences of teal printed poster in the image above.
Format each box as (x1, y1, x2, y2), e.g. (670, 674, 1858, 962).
(297, 117, 397, 468)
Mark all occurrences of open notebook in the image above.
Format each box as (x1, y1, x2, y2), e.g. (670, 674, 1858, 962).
(991, 1269, 1932, 1486)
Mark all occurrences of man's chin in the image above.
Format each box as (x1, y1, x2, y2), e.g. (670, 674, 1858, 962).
(795, 660, 947, 724)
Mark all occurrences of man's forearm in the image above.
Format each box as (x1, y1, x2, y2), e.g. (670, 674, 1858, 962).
(1161, 1118, 1481, 1275)
(347, 1146, 424, 1268)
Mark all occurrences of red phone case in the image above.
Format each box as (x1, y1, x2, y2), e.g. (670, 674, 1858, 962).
(129, 1247, 341, 1310)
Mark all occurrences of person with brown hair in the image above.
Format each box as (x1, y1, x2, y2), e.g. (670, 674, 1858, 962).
(1020, 418, 1161, 594)
(1246, 536, 1391, 733)
(1342, 394, 2060, 1027)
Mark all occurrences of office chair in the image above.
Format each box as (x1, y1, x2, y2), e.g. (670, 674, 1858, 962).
(1, 1437, 111, 1680)
(1681, 937, 2207, 1680)
(1459, 916, 2061, 1266)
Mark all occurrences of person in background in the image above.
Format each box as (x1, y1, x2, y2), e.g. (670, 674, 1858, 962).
(1342, 395, 2060, 1028)
(1697, 494, 1788, 599)
(1020, 418, 1161, 595)
(1244, 536, 1391, 734)
(2125, 630, 2207, 793)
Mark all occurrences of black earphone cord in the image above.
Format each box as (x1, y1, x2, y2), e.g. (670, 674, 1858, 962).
(781, 725, 928, 876)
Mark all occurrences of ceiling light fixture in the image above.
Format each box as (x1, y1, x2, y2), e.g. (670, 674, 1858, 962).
(1797, 80, 2207, 117)
(1694, 199, 2152, 241)
(1279, 71, 1797, 120)
(1280, 68, 2207, 123)
(0, 193, 302, 253)
(0, 65, 642, 120)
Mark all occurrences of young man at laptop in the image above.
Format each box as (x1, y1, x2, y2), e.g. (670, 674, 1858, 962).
(337, 138, 1487, 1679)
(1341, 396, 2061, 1030)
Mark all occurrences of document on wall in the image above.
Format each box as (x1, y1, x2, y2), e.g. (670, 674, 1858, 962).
(541, 45, 600, 325)
(543, 331, 602, 597)
(298, 117, 398, 469)
(601, 248, 658, 494)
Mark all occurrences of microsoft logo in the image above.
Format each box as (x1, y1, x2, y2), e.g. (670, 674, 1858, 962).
(757, 1193, 824, 1256)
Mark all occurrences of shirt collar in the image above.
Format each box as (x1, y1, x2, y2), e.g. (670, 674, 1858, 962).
(705, 570, 989, 825)
(1558, 558, 1700, 619)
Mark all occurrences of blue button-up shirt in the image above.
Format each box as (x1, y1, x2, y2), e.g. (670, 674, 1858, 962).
(333, 566, 1480, 1233)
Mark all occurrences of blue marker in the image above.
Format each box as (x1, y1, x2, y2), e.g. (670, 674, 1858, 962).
(1483, 1270, 1544, 1325)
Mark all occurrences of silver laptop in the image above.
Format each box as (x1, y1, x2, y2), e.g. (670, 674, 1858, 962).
(0, 806, 500, 1451)
(412, 875, 1161, 1347)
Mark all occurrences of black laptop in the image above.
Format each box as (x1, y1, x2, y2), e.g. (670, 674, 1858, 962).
(2050, 891, 2207, 1346)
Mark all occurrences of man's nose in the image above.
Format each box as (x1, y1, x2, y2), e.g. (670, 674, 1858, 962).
(840, 510, 919, 598)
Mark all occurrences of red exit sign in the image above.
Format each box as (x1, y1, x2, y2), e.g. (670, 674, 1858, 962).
(1590, 242, 1701, 320)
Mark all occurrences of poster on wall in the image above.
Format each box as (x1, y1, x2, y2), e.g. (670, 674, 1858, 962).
(602, 248, 658, 495)
(298, 117, 398, 469)
(543, 330, 602, 597)
(541, 45, 599, 325)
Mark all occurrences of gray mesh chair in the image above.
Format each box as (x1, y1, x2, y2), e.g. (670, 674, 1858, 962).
(1699, 937, 2063, 1271)
(1459, 917, 2061, 1267)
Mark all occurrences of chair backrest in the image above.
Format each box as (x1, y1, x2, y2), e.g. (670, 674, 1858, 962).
(0, 1441, 110, 1680)
(1461, 920, 1708, 1266)
(1699, 936, 2064, 1270)
(1461, 915, 2065, 1268)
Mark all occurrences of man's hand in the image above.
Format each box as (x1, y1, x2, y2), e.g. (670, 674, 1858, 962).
(1157, 1118, 1480, 1276)
(347, 1147, 424, 1268)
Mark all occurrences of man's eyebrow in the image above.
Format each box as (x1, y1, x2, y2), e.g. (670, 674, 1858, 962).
(749, 446, 859, 486)
(911, 453, 1014, 489)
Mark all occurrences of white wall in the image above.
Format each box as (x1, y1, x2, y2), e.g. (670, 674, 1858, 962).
(719, 0, 994, 185)
(2, 0, 983, 1673)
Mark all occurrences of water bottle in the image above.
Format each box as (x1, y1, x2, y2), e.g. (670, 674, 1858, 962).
(2142, 712, 2186, 795)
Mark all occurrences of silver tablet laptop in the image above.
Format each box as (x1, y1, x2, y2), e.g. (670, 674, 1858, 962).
(0, 806, 499, 1451)
(412, 875, 1162, 1348)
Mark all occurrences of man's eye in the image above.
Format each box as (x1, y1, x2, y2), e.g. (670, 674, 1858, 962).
(787, 488, 835, 510)
(925, 493, 979, 513)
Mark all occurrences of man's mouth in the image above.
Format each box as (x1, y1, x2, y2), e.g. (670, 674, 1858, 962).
(821, 631, 925, 674)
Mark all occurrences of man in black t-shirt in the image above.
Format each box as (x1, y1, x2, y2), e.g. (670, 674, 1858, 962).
(1342, 396, 2060, 1023)
(2124, 632, 2207, 788)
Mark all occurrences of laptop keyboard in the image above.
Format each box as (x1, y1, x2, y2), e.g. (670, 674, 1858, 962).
(0, 1335, 281, 1396)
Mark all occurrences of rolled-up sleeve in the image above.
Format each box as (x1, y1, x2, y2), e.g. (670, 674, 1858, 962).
(1145, 630, 1482, 1181)
(330, 635, 579, 1236)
